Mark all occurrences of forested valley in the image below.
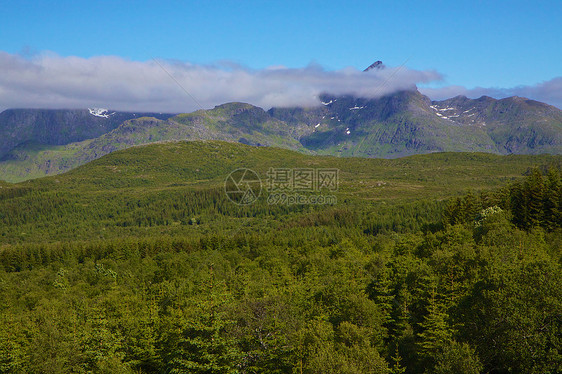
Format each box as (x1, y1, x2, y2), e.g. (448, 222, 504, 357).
(0, 141, 560, 373)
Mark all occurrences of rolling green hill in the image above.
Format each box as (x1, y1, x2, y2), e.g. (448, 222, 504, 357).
(1, 140, 559, 244)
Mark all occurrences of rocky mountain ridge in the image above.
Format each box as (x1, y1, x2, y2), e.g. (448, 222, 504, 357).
(0, 88, 561, 182)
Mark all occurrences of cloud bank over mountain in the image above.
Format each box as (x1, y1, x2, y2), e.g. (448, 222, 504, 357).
(1, 51, 560, 112)
(0, 51, 440, 113)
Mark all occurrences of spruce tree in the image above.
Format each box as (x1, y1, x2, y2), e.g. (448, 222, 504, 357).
(543, 168, 560, 230)
(416, 288, 451, 365)
(526, 168, 545, 228)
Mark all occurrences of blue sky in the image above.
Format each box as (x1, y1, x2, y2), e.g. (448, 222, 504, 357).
(1, 0, 561, 111)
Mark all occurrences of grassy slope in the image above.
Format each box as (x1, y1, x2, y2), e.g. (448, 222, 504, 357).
(0, 140, 94, 182)
(0, 105, 309, 183)
(31, 140, 560, 197)
(0, 140, 559, 245)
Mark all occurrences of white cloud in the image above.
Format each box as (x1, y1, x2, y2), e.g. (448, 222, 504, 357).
(420, 78, 562, 109)
(0, 51, 442, 113)
(3, 51, 559, 113)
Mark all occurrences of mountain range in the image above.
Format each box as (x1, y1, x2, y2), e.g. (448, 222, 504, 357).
(1, 83, 561, 182)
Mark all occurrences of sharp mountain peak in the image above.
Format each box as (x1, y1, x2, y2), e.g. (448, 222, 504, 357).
(363, 60, 385, 72)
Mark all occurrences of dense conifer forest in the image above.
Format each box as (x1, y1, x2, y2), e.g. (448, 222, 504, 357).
(0, 141, 560, 373)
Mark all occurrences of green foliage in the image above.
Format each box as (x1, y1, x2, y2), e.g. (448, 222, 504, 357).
(162, 268, 242, 373)
(444, 166, 562, 232)
(389, 345, 407, 374)
(432, 340, 482, 374)
(416, 289, 452, 362)
(299, 319, 389, 374)
(457, 259, 562, 373)
(511, 167, 562, 230)
(0, 141, 560, 373)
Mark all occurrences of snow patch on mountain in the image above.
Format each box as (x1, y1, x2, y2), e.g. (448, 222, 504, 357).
(88, 108, 115, 118)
